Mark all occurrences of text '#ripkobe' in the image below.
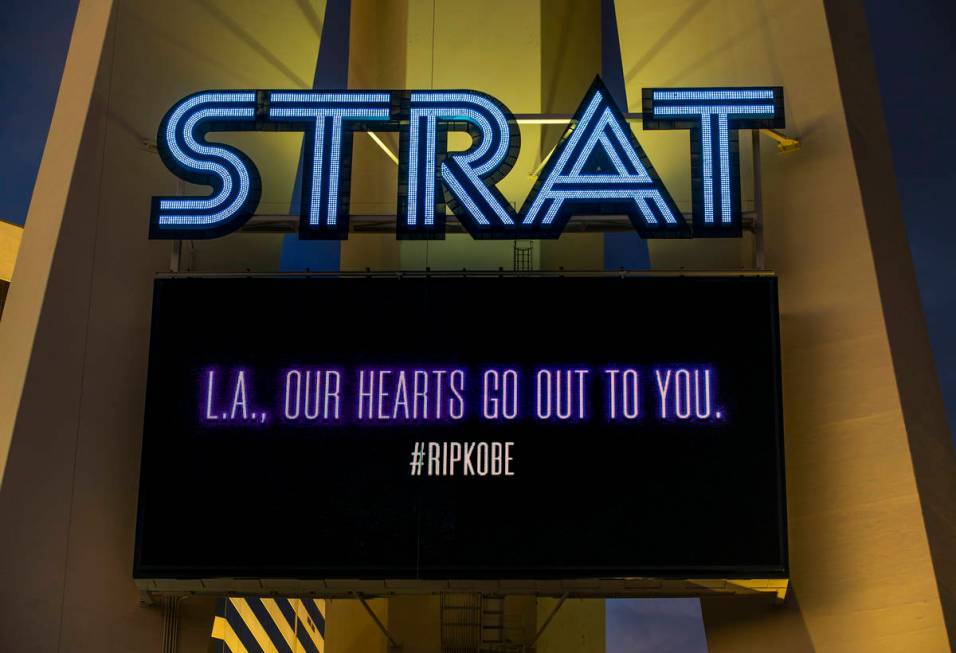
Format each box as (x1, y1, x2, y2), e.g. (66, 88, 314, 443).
(198, 365, 725, 426)
(408, 441, 514, 477)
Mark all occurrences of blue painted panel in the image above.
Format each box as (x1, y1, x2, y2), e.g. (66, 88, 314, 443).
(280, 0, 352, 270)
(601, 0, 649, 270)
(278, 234, 340, 272)
(603, 230, 651, 270)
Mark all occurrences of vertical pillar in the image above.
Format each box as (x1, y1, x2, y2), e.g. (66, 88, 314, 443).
(0, 1, 170, 651)
(823, 0, 956, 643)
(700, 0, 956, 650)
(280, 0, 353, 273)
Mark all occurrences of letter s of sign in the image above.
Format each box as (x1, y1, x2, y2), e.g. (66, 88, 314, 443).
(150, 91, 262, 239)
(149, 79, 784, 241)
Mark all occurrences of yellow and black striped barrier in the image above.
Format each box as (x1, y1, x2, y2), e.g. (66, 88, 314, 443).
(211, 597, 325, 653)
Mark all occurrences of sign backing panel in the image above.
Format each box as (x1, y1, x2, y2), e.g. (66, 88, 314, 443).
(134, 274, 787, 587)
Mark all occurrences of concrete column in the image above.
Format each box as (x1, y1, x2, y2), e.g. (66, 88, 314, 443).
(0, 0, 325, 650)
(0, 1, 172, 651)
(700, 0, 956, 650)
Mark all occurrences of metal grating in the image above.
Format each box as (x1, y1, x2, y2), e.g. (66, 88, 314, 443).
(441, 593, 482, 653)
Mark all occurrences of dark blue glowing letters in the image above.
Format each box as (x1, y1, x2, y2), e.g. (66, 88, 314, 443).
(269, 91, 393, 239)
(150, 78, 785, 240)
(643, 87, 784, 236)
(150, 91, 261, 239)
(519, 79, 687, 238)
(400, 91, 520, 238)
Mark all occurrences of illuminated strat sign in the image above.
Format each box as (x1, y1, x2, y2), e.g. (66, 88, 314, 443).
(150, 78, 784, 240)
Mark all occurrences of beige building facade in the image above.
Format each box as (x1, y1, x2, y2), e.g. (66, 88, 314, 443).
(0, 1, 954, 651)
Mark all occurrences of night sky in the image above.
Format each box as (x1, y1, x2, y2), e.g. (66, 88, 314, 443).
(0, 2, 77, 228)
(1, 2, 954, 651)
(864, 0, 956, 442)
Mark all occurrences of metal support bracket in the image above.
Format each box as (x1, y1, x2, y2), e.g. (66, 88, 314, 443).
(161, 595, 185, 653)
(524, 592, 569, 652)
(761, 128, 801, 152)
(752, 129, 766, 269)
(353, 592, 402, 651)
(138, 589, 156, 607)
(169, 239, 182, 273)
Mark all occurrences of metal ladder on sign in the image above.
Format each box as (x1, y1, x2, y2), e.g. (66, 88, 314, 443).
(480, 596, 506, 649)
(440, 594, 522, 653)
(441, 593, 481, 653)
(513, 241, 534, 272)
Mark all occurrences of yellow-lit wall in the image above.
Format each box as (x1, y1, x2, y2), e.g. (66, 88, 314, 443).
(536, 598, 605, 653)
(326, 598, 391, 653)
(340, 0, 407, 272)
(400, 0, 543, 271)
(0, 221, 22, 282)
(601, 0, 956, 649)
(616, 1, 757, 269)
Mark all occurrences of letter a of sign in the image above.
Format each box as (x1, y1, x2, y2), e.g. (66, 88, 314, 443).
(518, 77, 689, 238)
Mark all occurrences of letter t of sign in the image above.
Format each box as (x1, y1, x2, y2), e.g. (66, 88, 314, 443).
(268, 91, 394, 238)
(642, 87, 785, 236)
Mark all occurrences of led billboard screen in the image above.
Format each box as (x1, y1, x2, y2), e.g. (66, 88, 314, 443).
(134, 275, 786, 583)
